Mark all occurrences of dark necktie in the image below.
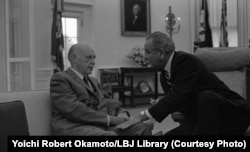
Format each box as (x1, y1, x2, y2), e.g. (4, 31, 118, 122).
(161, 70, 172, 93)
(83, 76, 92, 90)
(162, 70, 171, 85)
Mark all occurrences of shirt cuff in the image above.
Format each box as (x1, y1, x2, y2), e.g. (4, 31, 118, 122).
(145, 109, 156, 122)
(120, 111, 130, 118)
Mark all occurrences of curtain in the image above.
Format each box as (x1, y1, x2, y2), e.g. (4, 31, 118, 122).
(0, 0, 7, 92)
(197, 0, 213, 48)
(51, 0, 64, 73)
(219, 0, 229, 47)
(208, 0, 238, 47)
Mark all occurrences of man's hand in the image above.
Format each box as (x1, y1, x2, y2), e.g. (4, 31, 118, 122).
(116, 115, 142, 129)
(110, 116, 129, 126)
(117, 112, 130, 120)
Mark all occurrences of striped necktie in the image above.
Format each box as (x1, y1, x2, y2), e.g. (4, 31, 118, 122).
(160, 70, 172, 93)
(83, 76, 92, 90)
(162, 70, 171, 85)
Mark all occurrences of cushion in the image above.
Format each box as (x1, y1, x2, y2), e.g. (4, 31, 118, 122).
(195, 47, 250, 72)
(0, 90, 51, 135)
(0, 100, 29, 135)
(0, 100, 29, 152)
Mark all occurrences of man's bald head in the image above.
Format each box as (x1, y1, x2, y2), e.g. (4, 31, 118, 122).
(68, 43, 96, 76)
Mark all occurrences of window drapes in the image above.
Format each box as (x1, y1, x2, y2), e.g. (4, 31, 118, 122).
(207, 0, 238, 47)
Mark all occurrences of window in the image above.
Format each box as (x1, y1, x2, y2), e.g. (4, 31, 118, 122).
(208, 0, 238, 47)
(61, 16, 79, 69)
(0, 0, 33, 92)
(61, 3, 93, 70)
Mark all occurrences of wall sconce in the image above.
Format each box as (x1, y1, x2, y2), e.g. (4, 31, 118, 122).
(165, 6, 180, 38)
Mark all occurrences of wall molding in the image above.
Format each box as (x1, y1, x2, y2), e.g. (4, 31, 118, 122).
(35, 68, 53, 90)
(64, 0, 95, 5)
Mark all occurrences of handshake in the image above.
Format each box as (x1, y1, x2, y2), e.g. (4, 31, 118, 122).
(116, 98, 160, 130)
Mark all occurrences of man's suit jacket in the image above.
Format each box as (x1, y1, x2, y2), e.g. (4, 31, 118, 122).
(50, 68, 121, 135)
(148, 51, 249, 123)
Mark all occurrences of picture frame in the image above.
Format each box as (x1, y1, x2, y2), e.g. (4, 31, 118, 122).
(121, 0, 151, 37)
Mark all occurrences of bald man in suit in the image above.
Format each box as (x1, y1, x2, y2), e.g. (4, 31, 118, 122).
(50, 43, 152, 136)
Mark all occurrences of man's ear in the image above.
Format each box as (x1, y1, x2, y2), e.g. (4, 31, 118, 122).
(70, 54, 77, 64)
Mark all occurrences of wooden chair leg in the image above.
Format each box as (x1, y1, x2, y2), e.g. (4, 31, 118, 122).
(122, 93, 125, 103)
(130, 90, 134, 107)
(111, 91, 114, 98)
(118, 92, 124, 107)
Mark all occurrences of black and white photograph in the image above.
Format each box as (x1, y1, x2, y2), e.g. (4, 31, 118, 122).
(1, 0, 250, 151)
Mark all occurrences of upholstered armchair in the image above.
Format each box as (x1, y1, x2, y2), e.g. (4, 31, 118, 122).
(171, 47, 250, 134)
(195, 47, 249, 99)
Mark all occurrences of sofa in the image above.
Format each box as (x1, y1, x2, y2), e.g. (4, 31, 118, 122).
(0, 89, 51, 135)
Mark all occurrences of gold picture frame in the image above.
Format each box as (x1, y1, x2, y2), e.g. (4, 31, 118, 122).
(121, 0, 151, 37)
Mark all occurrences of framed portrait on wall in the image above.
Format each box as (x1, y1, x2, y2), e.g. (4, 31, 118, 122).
(121, 0, 151, 37)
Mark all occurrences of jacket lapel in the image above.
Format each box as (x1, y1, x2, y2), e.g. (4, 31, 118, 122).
(160, 52, 178, 93)
(88, 77, 102, 97)
(160, 72, 171, 93)
(66, 68, 99, 98)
